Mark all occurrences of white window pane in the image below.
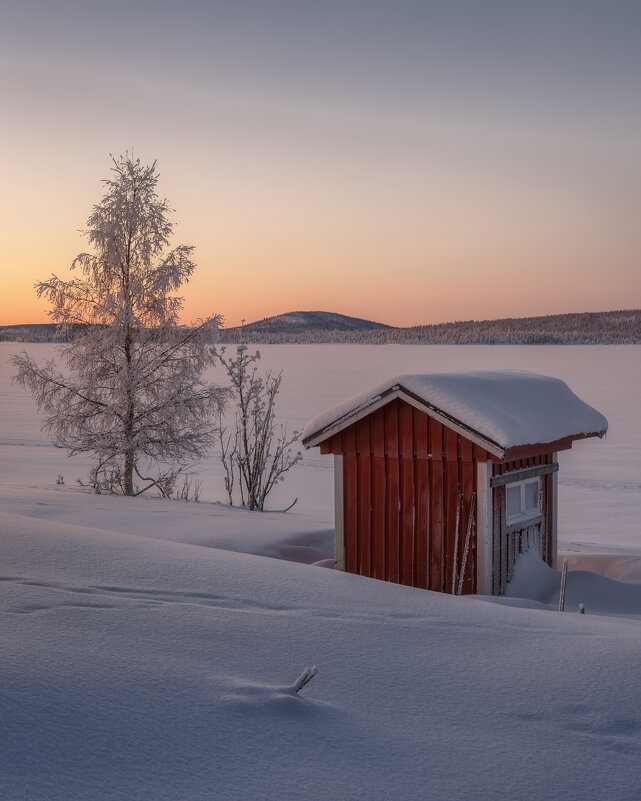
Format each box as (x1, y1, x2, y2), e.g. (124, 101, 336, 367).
(524, 480, 539, 511)
(506, 485, 521, 517)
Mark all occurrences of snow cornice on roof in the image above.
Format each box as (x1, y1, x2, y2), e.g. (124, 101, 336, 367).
(302, 371, 608, 458)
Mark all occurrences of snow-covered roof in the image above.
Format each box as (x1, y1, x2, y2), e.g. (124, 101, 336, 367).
(302, 371, 608, 456)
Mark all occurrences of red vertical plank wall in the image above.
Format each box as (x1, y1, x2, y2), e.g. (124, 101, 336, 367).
(371, 410, 387, 581)
(327, 399, 483, 595)
(429, 454, 445, 592)
(384, 403, 400, 582)
(343, 453, 358, 575)
(413, 407, 429, 588)
(399, 401, 415, 586)
(356, 419, 372, 577)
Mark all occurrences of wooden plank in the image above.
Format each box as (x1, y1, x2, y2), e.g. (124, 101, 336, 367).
(371, 408, 385, 458)
(357, 455, 372, 576)
(429, 417, 443, 461)
(414, 408, 428, 459)
(444, 460, 460, 593)
(372, 456, 387, 580)
(492, 485, 505, 595)
(399, 401, 414, 459)
(549, 456, 559, 568)
(498, 487, 508, 594)
(343, 424, 357, 456)
(344, 454, 358, 574)
(386, 456, 400, 582)
(399, 457, 415, 586)
(384, 400, 399, 458)
(507, 527, 515, 584)
(475, 461, 490, 595)
(356, 417, 370, 456)
(429, 461, 444, 591)
(334, 455, 345, 571)
(490, 463, 559, 486)
(536, 485, 545, 562)
(459, 435, 473, 463)
(444, 427, 458, 462)
(533, 523, 543, 558)
(543, 472, 552, 565)
(414, 458, 429, 589)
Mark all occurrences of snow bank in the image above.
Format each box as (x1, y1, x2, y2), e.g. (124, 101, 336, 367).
(506, 549, 641, 617)
(504, 549, 561, 602)
(564, 553, 641, 584)
(0, 484, 334, 565)
(303, 370, 608, 450)
(2, 509, 641, 801)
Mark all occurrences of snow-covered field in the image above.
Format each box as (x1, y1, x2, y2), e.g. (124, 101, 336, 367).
(2, 343, 641, 800)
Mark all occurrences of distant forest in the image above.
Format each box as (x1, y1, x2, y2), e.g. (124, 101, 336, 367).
(219, 309, 641, 345)
(2, 309, 641, 345)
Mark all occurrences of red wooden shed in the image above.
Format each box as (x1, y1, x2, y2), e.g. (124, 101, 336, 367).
(302, 371, 607, 596)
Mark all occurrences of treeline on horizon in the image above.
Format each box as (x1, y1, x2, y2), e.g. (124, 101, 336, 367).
(2, 309, 641, 345)
(223, 309, 641, 344)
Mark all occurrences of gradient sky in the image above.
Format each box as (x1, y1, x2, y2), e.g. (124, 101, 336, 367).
(2, 0, 640, 328)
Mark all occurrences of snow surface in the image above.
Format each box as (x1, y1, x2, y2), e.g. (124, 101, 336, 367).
(2, 501, 641, 801)
(303, 370, 608, 450)
(1, 344, 641, 799)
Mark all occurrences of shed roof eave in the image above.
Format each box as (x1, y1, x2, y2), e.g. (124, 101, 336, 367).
(501, 429, 607, 462)
(302, 382, 608, 459)
(302, 385, 507, 458)
(302, 388, 399, 448)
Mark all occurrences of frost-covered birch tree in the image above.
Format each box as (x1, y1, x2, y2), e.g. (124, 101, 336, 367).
(12, 154, 230, 497)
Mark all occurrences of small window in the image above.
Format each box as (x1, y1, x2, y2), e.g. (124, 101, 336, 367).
(506, 485, 522, 517)
(505, 477, 541, 525)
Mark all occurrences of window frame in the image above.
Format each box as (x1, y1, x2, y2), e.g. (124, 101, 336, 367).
(505, 476, 541, 526)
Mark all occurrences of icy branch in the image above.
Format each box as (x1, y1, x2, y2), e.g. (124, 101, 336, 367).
(291, 666, 318, 694)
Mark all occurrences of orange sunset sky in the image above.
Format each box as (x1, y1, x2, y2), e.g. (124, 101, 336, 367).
(2, 1, 640, 329)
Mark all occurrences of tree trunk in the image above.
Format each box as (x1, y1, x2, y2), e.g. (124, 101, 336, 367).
(123, 291, 135, 496)
(123, 451, 135, 495)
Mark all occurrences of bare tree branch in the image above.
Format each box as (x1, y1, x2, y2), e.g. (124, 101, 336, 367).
(213, 346, 301, 511)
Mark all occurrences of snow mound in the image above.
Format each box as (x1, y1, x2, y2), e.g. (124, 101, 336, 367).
(564, 553, 641, 584)
(505, 549, 561, 602)
(506, 549, 641, 617)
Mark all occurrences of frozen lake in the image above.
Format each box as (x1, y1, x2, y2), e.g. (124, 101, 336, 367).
(2, 342, 640, 556)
